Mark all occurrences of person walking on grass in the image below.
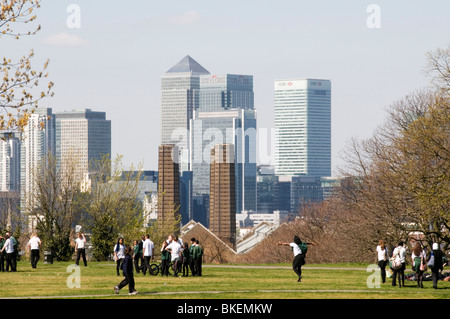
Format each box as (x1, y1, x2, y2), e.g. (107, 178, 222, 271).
(27, 233, 42, 269)
(142, 234, 154, 275)
(0, 235, 5, 272)
(429, 243, 444, 289)
(114, 246, 139, 295)
(0, 234, 16, 272)
(75, 232, 87, 267)
(391, 241, 406, 287)
(278, 236, 306, 282)
(160, 240, 170, 277)
(376, 239, 389, 284)
(189, 238, 197, 276)
(182, 242, 190, 277)
(166, 235, 183, 277)
(411, 242, 426, 288)
(114, 237, 125, 276)
(193, 240, 203, 277)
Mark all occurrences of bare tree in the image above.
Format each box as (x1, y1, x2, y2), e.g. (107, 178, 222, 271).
(1, 0, 54, 132)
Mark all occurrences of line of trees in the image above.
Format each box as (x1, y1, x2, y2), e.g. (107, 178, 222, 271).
(289, 46, 449, 263)
(23, 154, 178, 262)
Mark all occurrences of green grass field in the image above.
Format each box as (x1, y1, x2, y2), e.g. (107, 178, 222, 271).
(0, 260, 449, 299)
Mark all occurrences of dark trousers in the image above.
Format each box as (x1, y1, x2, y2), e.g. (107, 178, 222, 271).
(392, 263, 405, 287)
(76, 248, 87, 266)
(189, 256, 196, 276)
(378, 260, 387, 283)
(432, 270, 440, 289)
(416, 270, 424, 287)
(118, 273, 135, 293)
(116, 258, 123, 276)
(6, 252, 16, 272)
(0, 252, 5, 271)
(194, 257, 202, 276)
(293, 254, 304, 280)
(142, 256, 151, 275)
(182, 257, 190, 276)
(134, 254, 142, 273)
(161, 259, 170, 276)
(31, 249, 40, 268)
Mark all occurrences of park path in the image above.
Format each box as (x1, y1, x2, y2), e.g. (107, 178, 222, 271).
(203, 264, 368, 271)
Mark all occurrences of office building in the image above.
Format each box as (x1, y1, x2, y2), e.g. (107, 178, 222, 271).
(20, 108, 55, 211)
(209, 144, 236, 249)
(198, 74, 254, 111)
(190, 108, 257, 214)
(274, 79, 331, 177)
(54, 108, 111, 179)
(161, 55, 210, 171)
(0, 132, 21, 192)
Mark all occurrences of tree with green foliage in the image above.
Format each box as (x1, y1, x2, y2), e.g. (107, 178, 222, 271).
(27, 154, 82, 261)
(81, 155, 145, 261)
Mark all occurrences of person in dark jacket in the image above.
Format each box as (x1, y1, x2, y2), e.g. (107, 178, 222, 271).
(430, 243, 444, 289)
(114, 246, 138, 295)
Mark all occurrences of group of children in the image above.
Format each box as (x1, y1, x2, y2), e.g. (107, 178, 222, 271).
(114, 234, 204, 295)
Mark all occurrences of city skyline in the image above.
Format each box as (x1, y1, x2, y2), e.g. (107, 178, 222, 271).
(2, 0, 449, 176)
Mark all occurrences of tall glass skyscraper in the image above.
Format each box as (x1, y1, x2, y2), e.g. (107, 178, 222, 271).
(274, 79, 331, 177)
(198, 74, 254, 111)
(161, 55, 210, 171)
(190, 108, 257, 214)
(0, 131, 21, 191)
(20, 107, 55, 211)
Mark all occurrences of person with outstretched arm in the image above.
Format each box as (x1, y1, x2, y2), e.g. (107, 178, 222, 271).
(278, 236, 311, 282)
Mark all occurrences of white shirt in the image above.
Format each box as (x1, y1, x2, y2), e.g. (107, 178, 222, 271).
(167, 241, 182, 261)
(290, 243, 302, 256)
(28, 236, 41, 250)
(4, 238, 14, 253)
(76, 237, 86, 249)
(143, 239, 154, 257)
(394, 246, 406, 263)
(114, 244, 125, 259)
(376, 245, 388, 261)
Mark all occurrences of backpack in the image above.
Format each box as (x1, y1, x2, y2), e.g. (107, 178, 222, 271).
(298, 242, 308, 255)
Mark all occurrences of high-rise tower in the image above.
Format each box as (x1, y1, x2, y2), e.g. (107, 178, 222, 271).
(274, 79, 331, 177)
(161, 55, 210, 171)
(209, 144, 236, 249)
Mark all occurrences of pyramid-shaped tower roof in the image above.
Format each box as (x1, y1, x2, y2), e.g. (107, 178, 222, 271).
(166, 55, 210, 75)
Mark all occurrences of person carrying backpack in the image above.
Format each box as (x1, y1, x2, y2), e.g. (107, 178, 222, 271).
(278, 236, 308, 282)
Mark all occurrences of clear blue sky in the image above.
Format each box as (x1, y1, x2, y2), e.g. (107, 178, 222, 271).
(4, 0, 449, 174)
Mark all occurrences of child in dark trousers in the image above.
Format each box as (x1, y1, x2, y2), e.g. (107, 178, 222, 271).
(182, 242, 190, 277)
(114, 246, 139, 295)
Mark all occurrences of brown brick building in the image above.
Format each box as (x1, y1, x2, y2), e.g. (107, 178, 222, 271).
(209, 144, 236, 249)
(157, 144, 181, 234)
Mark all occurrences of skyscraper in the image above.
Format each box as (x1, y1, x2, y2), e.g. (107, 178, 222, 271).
(0, 131, 21, 191)
(209, 144, 236, 249)
(20, 107, 55, 211)
(157, 144, 181, 234)
(198, 74, 254, 111)
(161, 55, 210, 171)
(190, 108, 257, 214)
(54, 108, 111, 178)
(274, 79, 331, 177)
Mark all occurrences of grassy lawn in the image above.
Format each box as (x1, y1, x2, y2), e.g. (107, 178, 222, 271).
(0, 260, 449, 299)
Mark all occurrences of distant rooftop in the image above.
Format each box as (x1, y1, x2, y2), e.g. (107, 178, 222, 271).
(166, 55, 210, 75)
